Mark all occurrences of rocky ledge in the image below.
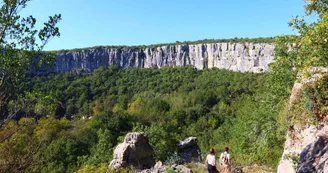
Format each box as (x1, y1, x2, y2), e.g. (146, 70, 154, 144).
(277, 67, 328, 173)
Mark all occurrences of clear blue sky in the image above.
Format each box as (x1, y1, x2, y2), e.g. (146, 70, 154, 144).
(21, 0, 311, 50)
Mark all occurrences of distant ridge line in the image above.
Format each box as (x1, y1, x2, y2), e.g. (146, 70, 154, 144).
(50, 36, 277, 53)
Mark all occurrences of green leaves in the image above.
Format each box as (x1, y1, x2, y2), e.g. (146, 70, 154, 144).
(283, 0, 328, 72)
(270, 1, 328, 100)
(85, 128, 113, 165)
(305, 0, 328, 16)
(134, 123, 178, 162)
(0, 0, 61, 125)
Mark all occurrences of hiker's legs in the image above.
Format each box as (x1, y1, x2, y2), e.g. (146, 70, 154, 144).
(219, 164, 224, 172)
(223, 164, 231, 173)
(208, 165, 217, 173)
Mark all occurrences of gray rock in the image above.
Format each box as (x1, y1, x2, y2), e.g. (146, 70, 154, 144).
(139, 161, 168, 173)
(153, 161, 166, 172)
(36, 43, 274, 74)
(178, 137, 201, 164)
(297, 136, 328, 173)
(233, 167, 244, 173)
(277, 68, 328, 173)
(171, 164, 193, 173)
(110, 132, 155, 170)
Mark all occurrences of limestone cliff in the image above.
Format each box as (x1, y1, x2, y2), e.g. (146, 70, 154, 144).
(48, 43, 274, 74)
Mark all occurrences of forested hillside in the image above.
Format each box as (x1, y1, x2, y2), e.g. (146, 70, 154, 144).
(0, 65, 289, 172)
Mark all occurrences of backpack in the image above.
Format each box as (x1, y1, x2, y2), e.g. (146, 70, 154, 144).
(221, 152, 228, 165)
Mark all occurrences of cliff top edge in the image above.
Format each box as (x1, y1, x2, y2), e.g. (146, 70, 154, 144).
(49, 36, 279, 53)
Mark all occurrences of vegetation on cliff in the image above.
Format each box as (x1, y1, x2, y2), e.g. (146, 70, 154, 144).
(272, 0, 328, 124)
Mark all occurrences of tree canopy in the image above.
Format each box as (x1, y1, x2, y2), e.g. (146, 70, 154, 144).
(0, 0, 61, 125)
(273, 0, 328, 73)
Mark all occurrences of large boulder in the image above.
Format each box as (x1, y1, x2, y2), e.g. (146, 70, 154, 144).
(110, 132, 155, 170)
(178, 137, 202, 164)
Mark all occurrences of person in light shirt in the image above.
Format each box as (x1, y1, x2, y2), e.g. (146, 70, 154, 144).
(205, 148, 218, 173)
(220, 147, 231, 173)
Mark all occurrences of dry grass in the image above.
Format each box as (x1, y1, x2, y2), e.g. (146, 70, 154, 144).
(242, 166, 275, 173)
(185, 162, 208, 173)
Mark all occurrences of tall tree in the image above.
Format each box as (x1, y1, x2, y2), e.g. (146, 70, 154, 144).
(269, 0, 328, 97)
(289, 0, 328, 70)
(0, 0, 61, 125)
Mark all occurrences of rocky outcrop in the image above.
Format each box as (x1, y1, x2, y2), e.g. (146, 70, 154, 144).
(277, 67, 328, 173)
(298, 136, 328, 173)
(45, 43, 274, 74)
(278, 124, 328, 173)
(178, 137, 202, 164)
(110, 132, 155, 170)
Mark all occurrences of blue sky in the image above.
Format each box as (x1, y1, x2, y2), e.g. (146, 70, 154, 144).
(21, 0, 311, 50)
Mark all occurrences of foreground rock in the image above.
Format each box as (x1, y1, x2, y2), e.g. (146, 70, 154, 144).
(297, 136, 328, 173)
(110, 132, 155, 170)
(277, 67, 328, 173)
(278, 123, 328, 173)
(178, 137, 202, 164)
(140, 161, 168, 173)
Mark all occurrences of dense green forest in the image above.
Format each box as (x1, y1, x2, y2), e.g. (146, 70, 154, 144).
(0, 65, 290, 172)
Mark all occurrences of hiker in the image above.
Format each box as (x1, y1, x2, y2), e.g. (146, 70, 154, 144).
(220, 147, 231, 173)
(205, 148, 218, 173)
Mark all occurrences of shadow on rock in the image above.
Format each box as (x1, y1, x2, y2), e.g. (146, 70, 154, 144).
(298, 136, 328, 173)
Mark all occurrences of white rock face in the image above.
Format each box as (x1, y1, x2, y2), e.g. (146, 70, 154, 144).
(277, 125, 328, 173)
(44, 43, 274, 74)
